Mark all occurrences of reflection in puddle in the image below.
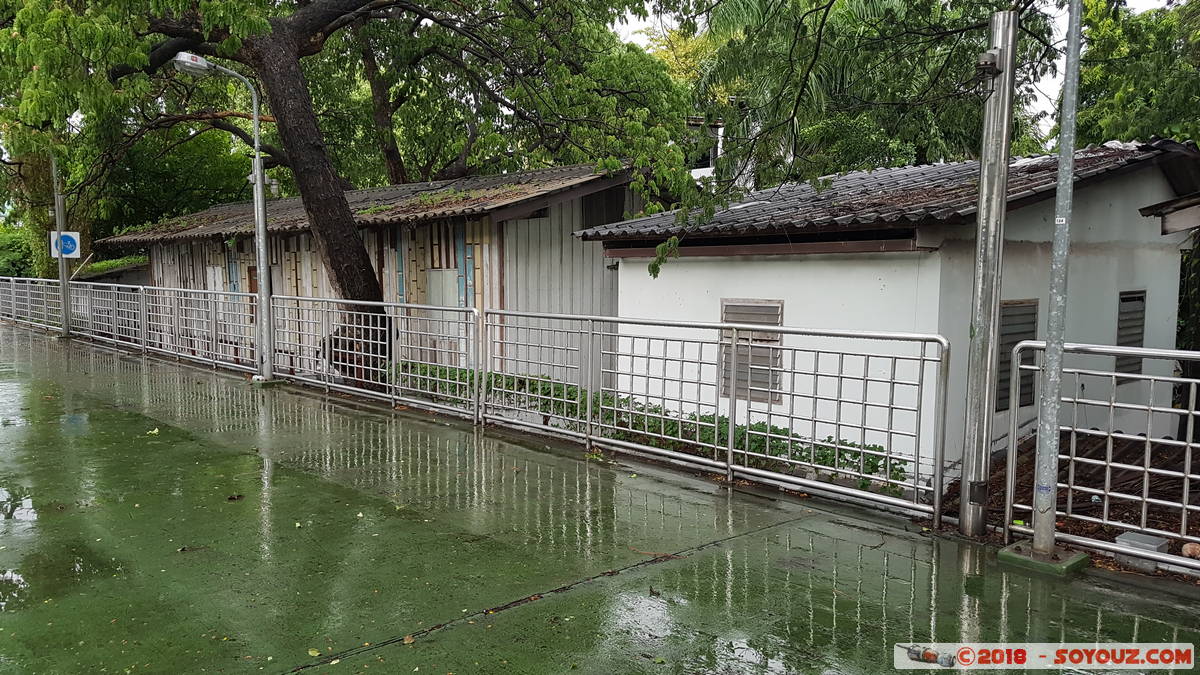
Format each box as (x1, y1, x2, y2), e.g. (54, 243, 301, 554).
(0, 543, 119, 613)
(0, 570, 28, 612)
(0, 487, 36, 522)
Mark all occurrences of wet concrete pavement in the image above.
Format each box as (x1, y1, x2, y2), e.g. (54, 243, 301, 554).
(0, 324, 1198, 674)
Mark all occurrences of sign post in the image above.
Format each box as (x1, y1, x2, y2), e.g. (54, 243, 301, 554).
(49, 157, 73, 337)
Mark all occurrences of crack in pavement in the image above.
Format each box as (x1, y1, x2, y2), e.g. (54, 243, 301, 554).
(285, 512, 812, 672)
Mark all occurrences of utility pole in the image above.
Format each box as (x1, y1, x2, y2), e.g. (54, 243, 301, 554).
(50, 155, 71, 337)
(997, 0, 1090, 574)
(959, 10, 1018, 537)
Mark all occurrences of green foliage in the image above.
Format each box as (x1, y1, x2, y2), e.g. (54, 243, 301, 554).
(1076, 0, 1200, 144)
(680, 0, 1054, 189)
(391, 361, 909, 494)
(88, 128, 252, 241)
(0, 226, 33, 277)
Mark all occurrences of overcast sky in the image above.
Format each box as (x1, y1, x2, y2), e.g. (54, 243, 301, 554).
(616, 0, 1169, 141)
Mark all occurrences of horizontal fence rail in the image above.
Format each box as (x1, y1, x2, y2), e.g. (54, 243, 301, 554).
(1004, 340, 1200, 572)
(482, 309, 951, 521)
(0, 277, 951, 523)
(0, 277, 63, 330)
(270, 295, 479, 417)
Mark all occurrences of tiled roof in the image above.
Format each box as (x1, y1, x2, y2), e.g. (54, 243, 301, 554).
(577, 140, 1197, 241)
(101, 164, 618, 246)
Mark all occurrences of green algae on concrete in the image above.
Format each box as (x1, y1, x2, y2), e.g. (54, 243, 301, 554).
(1, 324, 1199, 674)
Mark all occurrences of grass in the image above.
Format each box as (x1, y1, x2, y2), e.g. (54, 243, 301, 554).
(77, 255, 149, 277)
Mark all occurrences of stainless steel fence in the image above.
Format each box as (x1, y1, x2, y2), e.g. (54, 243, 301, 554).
(270, 295, 479, 418)
(62, 281, 260, 372)
(1004, 340, 1200, 571)
(1, 276, 951, 521)
(482, 309, 951, 521)
(0, 277, 63, 330)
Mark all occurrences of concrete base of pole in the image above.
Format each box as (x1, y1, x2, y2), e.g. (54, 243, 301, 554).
(249, 376, 281, 388)
(998, 540, 1090, 576)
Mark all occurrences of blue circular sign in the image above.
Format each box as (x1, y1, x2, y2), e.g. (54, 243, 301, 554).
(57, 234, 77, 255)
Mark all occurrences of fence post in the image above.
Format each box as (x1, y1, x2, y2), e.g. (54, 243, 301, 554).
(931, 339, 951, 530)
(478, 311, 490, 424)
(1003, 343, 1027, 544)
(319, 302, 330, 392)
(138, 287, 148, 353)
(584, 319, 596, 448)
(473, 309, 484, 424)
(726, 327, 739, 481)
(86, 284, 96, 336)
(209, 295, 219, 367)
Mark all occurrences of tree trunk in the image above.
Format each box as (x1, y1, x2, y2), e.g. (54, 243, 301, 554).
(357, 30, 408, 185)
(244, 31, 384, 303)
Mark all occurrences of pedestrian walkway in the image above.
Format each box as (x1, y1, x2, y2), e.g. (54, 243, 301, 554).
(0, 325, 1197, 673)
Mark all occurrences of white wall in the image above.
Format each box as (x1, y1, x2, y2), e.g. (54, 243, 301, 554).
(614, 251, 946, 477)
(612, 164, 1190, 478)
(937, 166, 1188, 465)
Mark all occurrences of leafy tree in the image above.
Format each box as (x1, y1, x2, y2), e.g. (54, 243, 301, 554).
(1, 0, 696, 301)
(653, 0, 1055, 190)
(0, 154, 55, 278)
(1076, 0, 1200, 144)
(90, 126, 252, 240)
(0, 225, 32, 277)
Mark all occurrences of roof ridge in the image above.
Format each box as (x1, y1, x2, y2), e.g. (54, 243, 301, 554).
(577, 140, 1190, 241)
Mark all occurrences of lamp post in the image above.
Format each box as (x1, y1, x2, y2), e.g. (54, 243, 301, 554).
(173, 52, 273, 381)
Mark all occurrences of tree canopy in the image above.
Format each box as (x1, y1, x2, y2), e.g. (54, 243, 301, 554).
(1, 0, 695, 298)
(3, 0, 1173, 287)
(1076, 0, 1200, 144)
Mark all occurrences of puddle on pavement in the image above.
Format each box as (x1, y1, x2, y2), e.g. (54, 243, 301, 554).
(0, 324, 1198, 674)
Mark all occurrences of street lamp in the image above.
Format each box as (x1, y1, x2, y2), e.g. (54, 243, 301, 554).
(172, 51, 273, 382)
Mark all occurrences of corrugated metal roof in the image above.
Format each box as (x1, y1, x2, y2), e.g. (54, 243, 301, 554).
(100, 164, 615, 246)
(577, 140, 1195, 241)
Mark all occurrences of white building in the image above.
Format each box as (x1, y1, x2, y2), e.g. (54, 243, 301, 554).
(576, 140, 1200, 469)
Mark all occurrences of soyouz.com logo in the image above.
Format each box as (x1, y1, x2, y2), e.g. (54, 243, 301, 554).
(893, 643, 1194, 670)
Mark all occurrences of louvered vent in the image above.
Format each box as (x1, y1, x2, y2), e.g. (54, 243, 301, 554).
(721, 300, 783, 403)
(997, 300, 1038, 412)
(1115, 291, 1146, 374)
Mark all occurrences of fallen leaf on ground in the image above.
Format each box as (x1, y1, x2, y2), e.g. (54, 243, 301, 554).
(403, 635, 415, 645)
(307, 648, 320, 657)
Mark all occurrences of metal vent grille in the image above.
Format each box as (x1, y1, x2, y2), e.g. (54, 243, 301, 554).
(1116, 290, 1146, 374)
(997, 300, 1037, 411)
(721, 299, 783, 403)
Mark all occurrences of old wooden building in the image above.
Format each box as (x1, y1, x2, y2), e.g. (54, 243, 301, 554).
(99, 164, 636, 316)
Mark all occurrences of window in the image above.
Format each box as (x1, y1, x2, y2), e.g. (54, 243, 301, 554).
(721, 299, 783, 403)
(428, 222, 457, 270)
(1116, 290, 1146, 374)
(686, 120, 722, 171)
(997, 300, 1037, 411)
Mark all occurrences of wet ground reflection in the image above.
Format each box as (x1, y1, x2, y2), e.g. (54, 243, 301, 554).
(1, 325, 1198, 673)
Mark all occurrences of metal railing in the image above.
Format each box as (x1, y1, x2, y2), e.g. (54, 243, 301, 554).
(0, 277, 63, 330)
(1, 277, 950, 521)
(482, 309, 951, 521)
(1004, 340, 1200, 571)
(270, 295, 480, 417)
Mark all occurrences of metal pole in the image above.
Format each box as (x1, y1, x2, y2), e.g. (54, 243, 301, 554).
(960, 10, 1019, 536)
(1032, 0, 1084, 555)
(726, 327, 739, 481)
(216, 65, 273, 382)
(50, 156, 71, 336)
